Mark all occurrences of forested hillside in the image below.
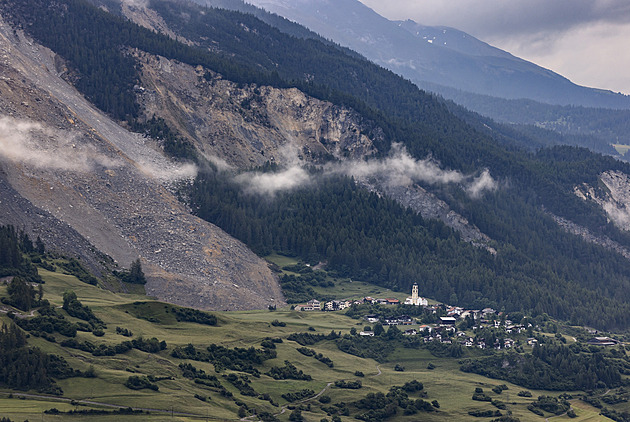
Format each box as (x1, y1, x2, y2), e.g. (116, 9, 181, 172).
(4, 0, 630, 329)
(191, 166, 630, 329)
(442, 88, 630, 149)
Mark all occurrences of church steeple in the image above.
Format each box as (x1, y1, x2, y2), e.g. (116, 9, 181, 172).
(405, 282, 427, 306)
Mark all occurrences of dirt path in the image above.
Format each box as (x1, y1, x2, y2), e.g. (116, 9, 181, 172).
(545, 406, 573, 422)
(0, 306, 36, 318)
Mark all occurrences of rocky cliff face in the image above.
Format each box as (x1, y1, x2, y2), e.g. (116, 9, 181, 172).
(575, 171, 630, 232)
(116, 0, 504, 249)
(556, 170, 630, 258)
(134, 51, 378, 168)
(0, 18, 284, 310)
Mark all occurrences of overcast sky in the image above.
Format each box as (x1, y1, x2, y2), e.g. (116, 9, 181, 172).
(358, 0, 630, 95)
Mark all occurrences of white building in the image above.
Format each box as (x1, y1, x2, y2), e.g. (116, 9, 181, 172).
(324, 300, 350, 311)
(404, 283, 428, 306)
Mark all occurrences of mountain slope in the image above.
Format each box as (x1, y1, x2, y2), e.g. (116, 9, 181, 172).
(244, 0, 630, 109)
(0, 15, 284, 310)
(4, 0, 630, 330)
(243, 0, 630, 165)
(118, 0, 630, 329)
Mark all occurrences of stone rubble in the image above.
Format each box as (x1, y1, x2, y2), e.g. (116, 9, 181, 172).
(0, 17, 284, 311)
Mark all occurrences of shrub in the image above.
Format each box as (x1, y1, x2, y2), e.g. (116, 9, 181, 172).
(124, 376, 158, 391)
(282, 389, 315, 402)
(116, 327, 133, 337)
(469, 410, 502, 417)
(318, 395, 331, 404)
(397, 381, 423, 394)
(334, 380, 362, 389)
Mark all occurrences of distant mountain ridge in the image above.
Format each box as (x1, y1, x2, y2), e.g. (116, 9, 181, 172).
(244, 0, 630, 110)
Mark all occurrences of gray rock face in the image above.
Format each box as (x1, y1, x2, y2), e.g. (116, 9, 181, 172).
(575, 171, 630, 232)
(551, 214, 630, 260)
(134, 51, 379, 168)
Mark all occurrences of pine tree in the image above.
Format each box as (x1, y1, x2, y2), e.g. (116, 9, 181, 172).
(6, 276, 35, 311)
(129, 258, 146, 285)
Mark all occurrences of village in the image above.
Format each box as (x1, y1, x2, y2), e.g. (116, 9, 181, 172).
(293, 283, 620, 350)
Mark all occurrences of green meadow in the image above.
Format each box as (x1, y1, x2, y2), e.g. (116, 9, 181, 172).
(0, 267, 614, 421)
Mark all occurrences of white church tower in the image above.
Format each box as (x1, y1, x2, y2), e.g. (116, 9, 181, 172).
(405, 283, 427, 306)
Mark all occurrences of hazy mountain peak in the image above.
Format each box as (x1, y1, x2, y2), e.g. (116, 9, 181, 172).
(246, 0, 630, 109)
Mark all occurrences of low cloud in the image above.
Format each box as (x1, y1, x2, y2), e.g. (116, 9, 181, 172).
(0, 116, 198, 182)
(236, 165, 312, 196)
(236, 142, 497, 198)
(0, 116, 121, 172)
(467, 169, 497, 199)
(235, 143, 312, 195)
(204, 153, 233, 172)
(327, 143, 465, 187)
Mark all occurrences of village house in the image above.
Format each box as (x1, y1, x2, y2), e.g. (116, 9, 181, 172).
(398, 315, 413, 325)
(324, 300, 350, 311)
(447, 307, 464, 317)
(439, 316, 457, 326)
(383, 317, 400, 326)
(417, 324, 433, 334)
(364, 314, 380, 323)
(587, 337, 619, 346)
(482, 308, 496, 318)
(297, 299, 321, 311)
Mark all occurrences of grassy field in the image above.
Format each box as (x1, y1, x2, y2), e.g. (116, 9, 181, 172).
(0, 267, 614, 421)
